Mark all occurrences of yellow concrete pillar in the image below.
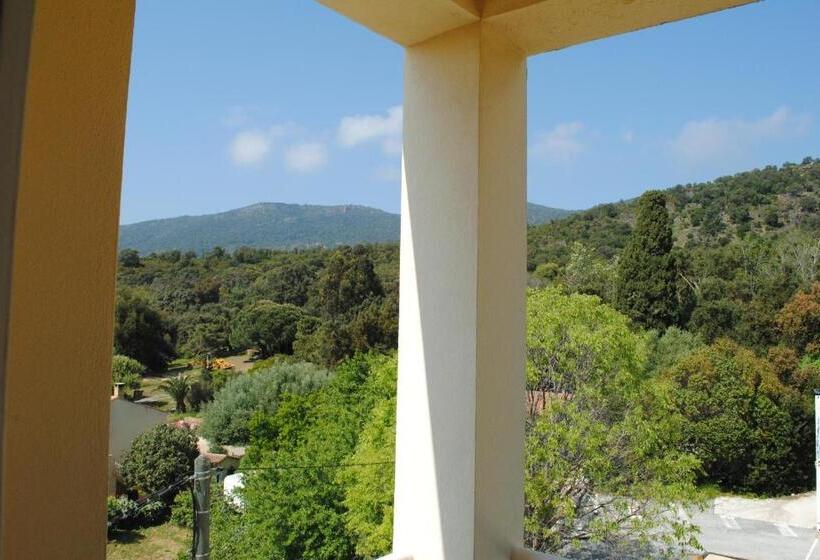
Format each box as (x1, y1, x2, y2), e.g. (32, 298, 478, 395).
(395, 22, 527, 560)
(0, 1, 134, 558)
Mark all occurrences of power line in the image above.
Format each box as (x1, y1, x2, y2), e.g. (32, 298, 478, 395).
(234, 459, 394, 472)
(108, 474, 194, 528)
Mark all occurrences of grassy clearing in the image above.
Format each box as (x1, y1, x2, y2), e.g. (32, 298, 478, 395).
(107, 523, 189, 560)
(136, 353, 253, 414)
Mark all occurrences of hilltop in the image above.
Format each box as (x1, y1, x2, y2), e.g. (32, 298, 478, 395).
(119, 202, 572, 254)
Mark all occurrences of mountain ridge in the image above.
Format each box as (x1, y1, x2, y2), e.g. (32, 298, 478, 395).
(119, 201, 574, 253)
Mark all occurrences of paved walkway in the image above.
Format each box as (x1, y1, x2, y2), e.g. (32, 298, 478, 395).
(712, 493, 815, 529)
(564, 494, 819, 560)
(693, 506, 818, 560)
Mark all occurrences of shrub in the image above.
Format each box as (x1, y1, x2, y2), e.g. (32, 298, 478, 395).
(119, 424, 198, 500)
(202, 362, 330, 445)
(107, 496, 167, 532)
(211, 354, 393, 560)
(170, 489, 194, 529)
(107, 496, 141, 532)
(111, 355, 146, 395)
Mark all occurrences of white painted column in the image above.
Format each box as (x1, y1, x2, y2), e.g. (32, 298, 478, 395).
(394, 22, 527, 560)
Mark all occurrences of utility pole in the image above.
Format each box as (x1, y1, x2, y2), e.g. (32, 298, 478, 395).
(815, 390, 820, 532)
(194, 455, 211, 559)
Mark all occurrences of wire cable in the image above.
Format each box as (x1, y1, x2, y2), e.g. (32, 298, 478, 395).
(234, 459, 394, 472)
(108, 473, 194, 528)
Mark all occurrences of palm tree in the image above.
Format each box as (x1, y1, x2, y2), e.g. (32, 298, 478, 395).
(161, 374, 191, 413)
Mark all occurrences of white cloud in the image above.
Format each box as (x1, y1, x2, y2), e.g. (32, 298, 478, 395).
(671, 106, 811, 166)
(228, 126, 289, 166)
(530, 122, 586, 163)
(284, 142, 328, 173)
(338, 106, 403, 155)
(622, 130, 635, 144)
(229, 130, 273, 165)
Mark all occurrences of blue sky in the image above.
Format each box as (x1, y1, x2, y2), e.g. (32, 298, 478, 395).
(121, 0, 820, 224)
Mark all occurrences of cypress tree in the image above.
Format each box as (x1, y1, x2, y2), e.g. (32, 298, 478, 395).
(616, 191, 679, 329)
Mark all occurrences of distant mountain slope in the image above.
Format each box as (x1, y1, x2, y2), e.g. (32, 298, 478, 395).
(527, 158, 820, 269)
(119, 201, 572, 253)
(119, 203, 399, 254)
(526, 203, 576, 225)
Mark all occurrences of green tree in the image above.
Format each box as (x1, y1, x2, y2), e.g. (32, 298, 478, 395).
(118, 248, 142, 268)
(113, 287, 176, 371)
(229, 300, 306, 357)
(111, 354, 145, 395)
(644, 326, 704, 375)
(161, 374, 192, 413)
(292, 318, 352, 367)
(251, 261, 317, 306)
(308, 246, 383, 319)
(119, 424, 198, 499)
(526, 287, 645, 399)
(201, 362, 330, 445)
(668, 339, 803, 493)
(338, 356, 396, 558)
(211, 354, 393, 560)
(561, 242, 617, 302)
(776, 282, 820, 353)
(616, 191, 680, 329)
(178, 304, 233, 358)
(524, 287, 701, 554)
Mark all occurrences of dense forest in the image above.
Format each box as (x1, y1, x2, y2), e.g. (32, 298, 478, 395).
(117, 158, 820, 368)
(111, 159, 820, 558)
(528, 157, 820, 352)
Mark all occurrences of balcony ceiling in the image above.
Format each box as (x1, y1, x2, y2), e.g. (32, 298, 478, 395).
(316, 0, 757, 54)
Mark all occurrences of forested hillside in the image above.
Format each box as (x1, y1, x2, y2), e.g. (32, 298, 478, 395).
(119, 202, 571, 253)
(529, 157, 820, 268)
(527, 157, 820, 352)
(113, 159, 820, 558)
(119, 203, 400, 254)
(116, 159, 819, 369)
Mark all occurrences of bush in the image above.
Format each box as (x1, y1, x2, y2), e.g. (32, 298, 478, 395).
(107, 496, 167, 532)
(119, 424, 198, 500)
(210, 354, 394, 560)
(111, 355, 146, 395)
(170, 488, 194, 529)
(187, 380, 213, 412)
(107, 496, 141, 531)
(202, 362, 330, 445)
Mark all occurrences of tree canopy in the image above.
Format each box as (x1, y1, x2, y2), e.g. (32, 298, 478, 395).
(616, 190, 680, 330)
(229, 300, 306, 358)
(201, 362, 330, 445)
(113, 287, 176, 371)
(524, 287, 701, 554)
(119, 424, 198, 500)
